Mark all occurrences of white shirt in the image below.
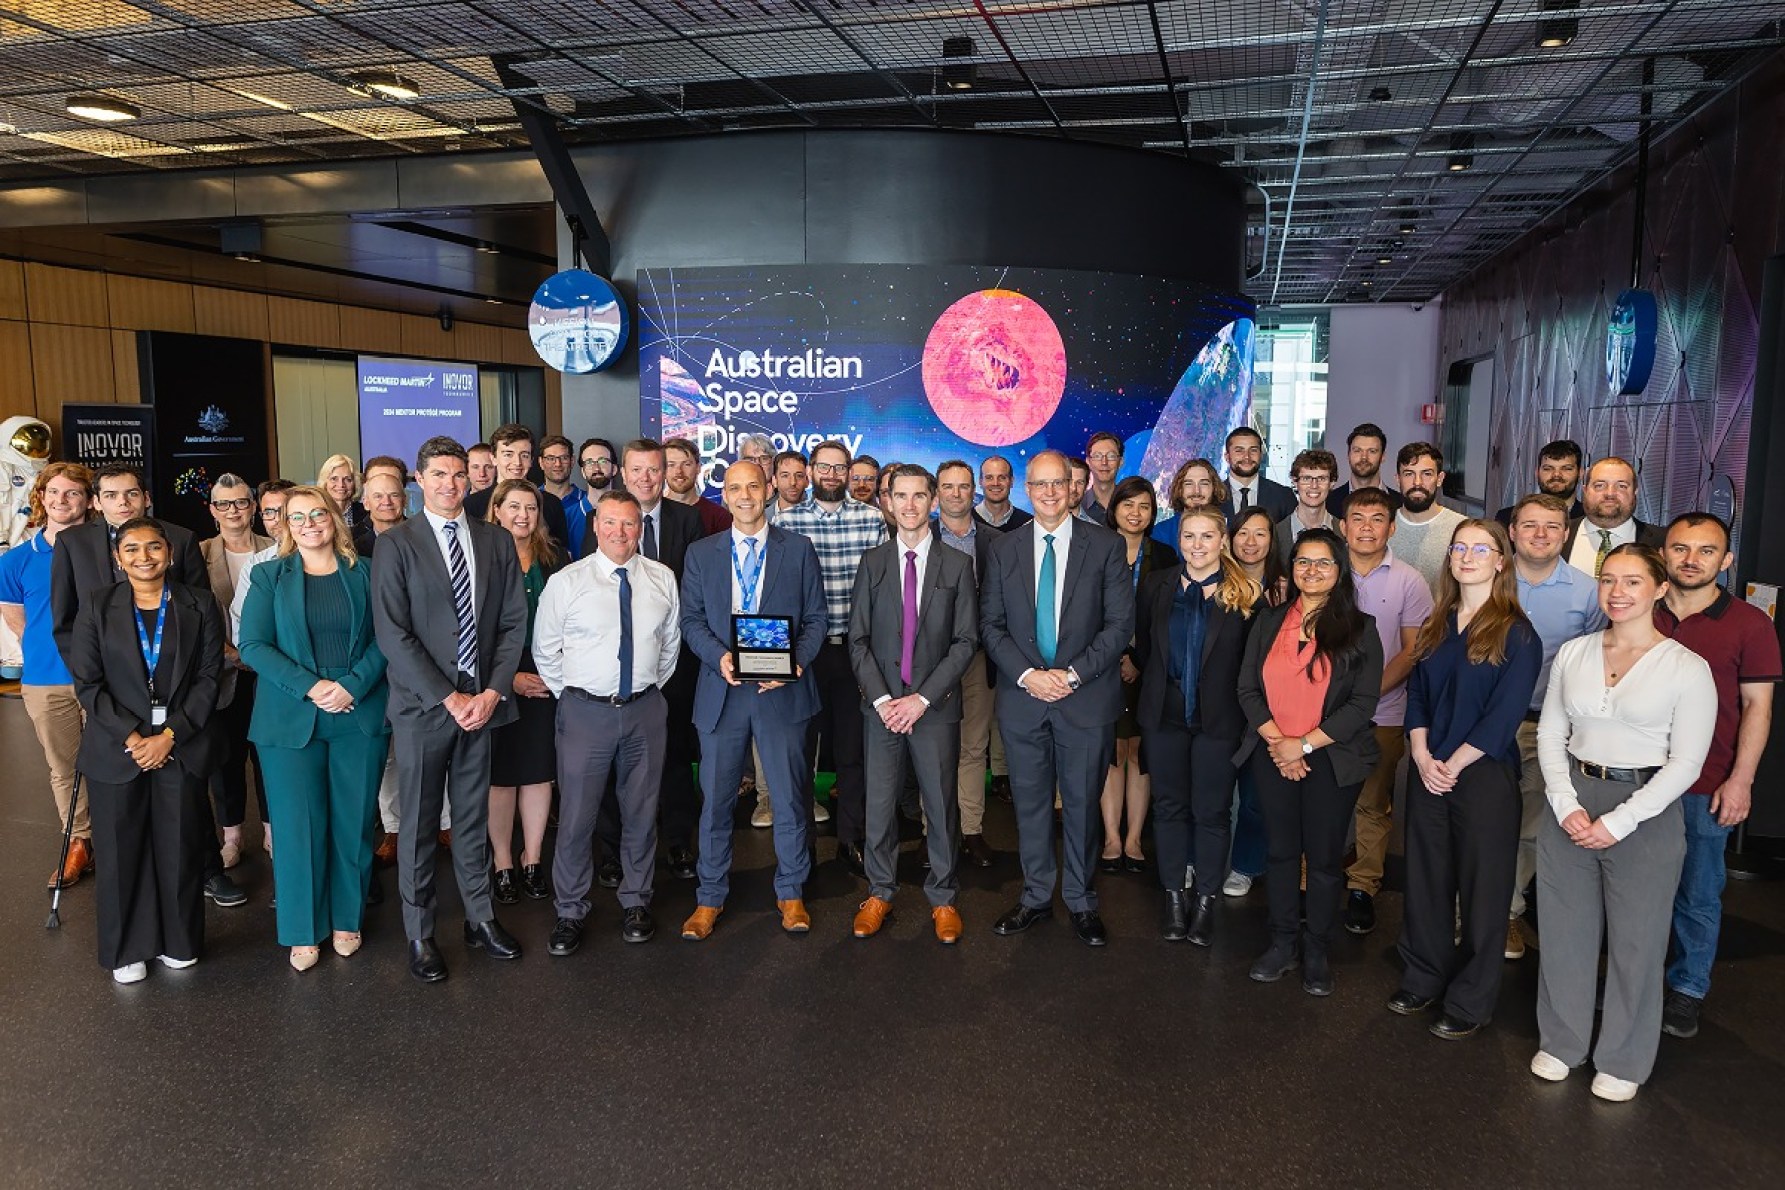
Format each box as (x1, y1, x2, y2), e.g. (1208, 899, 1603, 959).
(228, 543, 281, 641)
(1030, 515, 1073, 629)
(424, 508, 477, 629)
(729, 525, 771, 612)
(1230, 480, 1258, 510)
(1567, 517, 1638, 577)
(1536, 633, 1718, 840)
(532, 549, 681, 699)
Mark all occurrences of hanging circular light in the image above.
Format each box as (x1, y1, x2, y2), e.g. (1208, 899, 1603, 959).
(66, 94, 141, 123)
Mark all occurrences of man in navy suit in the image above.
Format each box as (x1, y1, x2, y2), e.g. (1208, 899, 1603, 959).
(677, 461, 828, 940)
(1218, 427, 1296, 525)
(980, 450, 1135, 946)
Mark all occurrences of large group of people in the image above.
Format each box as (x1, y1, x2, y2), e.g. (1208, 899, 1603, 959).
(1, 417, 1774, 1107)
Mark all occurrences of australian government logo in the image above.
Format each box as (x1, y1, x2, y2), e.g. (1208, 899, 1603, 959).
(184, 405, 245, 447)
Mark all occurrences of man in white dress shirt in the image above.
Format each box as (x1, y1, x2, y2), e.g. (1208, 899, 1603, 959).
(535, 489, 682, 953)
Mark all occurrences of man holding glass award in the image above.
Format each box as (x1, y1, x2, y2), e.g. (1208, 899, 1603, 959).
(677, 461, 828, 940)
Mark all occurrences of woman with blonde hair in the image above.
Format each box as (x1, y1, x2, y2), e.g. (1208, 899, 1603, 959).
(238, 486, 389, 971)
(484, 479, 563, 903)
(1389, 519, 1541, 1039)
(316, 453, 365, 532)
(1134, 507, 1263, 944)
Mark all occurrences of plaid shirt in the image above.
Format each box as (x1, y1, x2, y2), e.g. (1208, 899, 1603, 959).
(775, 496, 887, 635)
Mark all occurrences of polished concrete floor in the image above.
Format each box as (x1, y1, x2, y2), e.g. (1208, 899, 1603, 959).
(1, 695, 1781, 1188)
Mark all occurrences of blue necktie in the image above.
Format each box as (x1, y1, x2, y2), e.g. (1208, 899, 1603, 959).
(444, 522, 477, 677)
(1036, 533, 1057, 667)
(616, 565, 634, 700)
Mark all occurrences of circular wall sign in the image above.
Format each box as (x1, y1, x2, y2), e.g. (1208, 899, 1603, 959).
(1605, 288, 1657, 396)
(529, 269, 629, 374)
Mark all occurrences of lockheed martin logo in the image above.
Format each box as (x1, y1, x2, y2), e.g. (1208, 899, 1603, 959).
(197, 406, 229, 434)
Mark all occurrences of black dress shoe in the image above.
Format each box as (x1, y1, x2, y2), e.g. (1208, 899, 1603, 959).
(1098, 854, 1124, 874)
(1387, 989, 1437, 1016)
(961, 834, 995, 869)
(204, 872, 248, 908)
(992, 903, 1053, 935)
(408, 938, 447, 983)
(621, 906, 656, 943)
(1071, 910, 1108, 947)
(990, 775, 1012, 803)
(493, 868, 520, 905)
(665, 847, 697, 881)
(463, 918, 522, 960)
(598, 858, 622, 889)
(1302, 948, 1334, 997)
(548, 917, 583, 957)
(1249, 941, 1299, 983)
(520, 863, 549, 900)
(1186, 894, 1216, 948)
(1123, 855, 1147, 874)
(1343, 890, 1376, 935)
(1430, 1013, 1481, 1040)
(1161, 889, 1190, 941)
(837, 841, 867, 879)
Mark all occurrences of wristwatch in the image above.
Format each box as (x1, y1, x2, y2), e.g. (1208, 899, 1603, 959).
(1300, 737, 1313, 756)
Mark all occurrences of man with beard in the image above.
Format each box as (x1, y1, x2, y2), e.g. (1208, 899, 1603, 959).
(935, 460, 1001, 868)
(1066, 458, 1101, 525)
(776, 441, 888, 877)
(1494, 439, 1584, 528)
(1389, 442, 1465, 588)
(1563, 456, 1664, 576)
(975, 455, 1032, 531)
(1653, 513, 1780, 1040)
(769, 450, 809, 524)
(665, 437, 731, 536)
(849, 457, 881, 506)
(1326, 423, 1402, 517)
(1217, 427, 1295, 524)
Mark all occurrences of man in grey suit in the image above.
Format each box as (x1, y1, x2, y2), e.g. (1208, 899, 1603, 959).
(980, 450, 1134, 946)
(847, 465, 979, 944)
(372, 436, 528, 983)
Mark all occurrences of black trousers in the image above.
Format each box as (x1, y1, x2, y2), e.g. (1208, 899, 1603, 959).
(1252, 750, 1362, 950)
(806, 640, 866, 845)
(1398, 759, 1521, 1025)
(211, 672, 266, 828)
(1146, 718, 1239, 896)
(598, 654, 698, 856)
(90, 766, 210, 970)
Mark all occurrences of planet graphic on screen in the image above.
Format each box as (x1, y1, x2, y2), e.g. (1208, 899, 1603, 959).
(921, 289, 1066, 446)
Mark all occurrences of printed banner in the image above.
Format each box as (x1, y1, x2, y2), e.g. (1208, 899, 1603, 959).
(62, 403, 156, 495)
(358, 355, 479, 469)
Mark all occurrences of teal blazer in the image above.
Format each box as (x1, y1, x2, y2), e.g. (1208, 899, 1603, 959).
(238, 552, 389, 748)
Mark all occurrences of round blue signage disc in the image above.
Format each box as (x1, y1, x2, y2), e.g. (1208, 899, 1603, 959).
(529, 269, 629, 374)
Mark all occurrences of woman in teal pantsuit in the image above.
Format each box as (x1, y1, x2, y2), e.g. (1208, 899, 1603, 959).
(238, 485, 389, 972)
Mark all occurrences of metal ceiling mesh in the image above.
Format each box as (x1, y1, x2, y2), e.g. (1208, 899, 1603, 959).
(0, 0, 1777, 302)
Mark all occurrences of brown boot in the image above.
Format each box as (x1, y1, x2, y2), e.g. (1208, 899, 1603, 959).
(48, 836, 94, 889)
(681, 905, 722, 941)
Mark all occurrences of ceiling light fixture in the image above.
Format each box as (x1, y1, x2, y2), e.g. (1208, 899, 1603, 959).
(351, 71, 421, 102)
(1447, 131, 1475, 171)
(476, 241, 499, 255)
(1538, 0, 1580, 49)
(1377, 255, 1393, 265)
(942, 36, 976, 92)
(66, 94, 141, 122)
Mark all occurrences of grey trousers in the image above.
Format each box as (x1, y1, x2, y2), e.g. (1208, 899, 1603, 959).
(862, 708, 960, 906)
(1510, 720, 1544, 918)
(553, 689, 666, 916)
(393, 717, 496, 941)
(1536, 767, 1685, 1084)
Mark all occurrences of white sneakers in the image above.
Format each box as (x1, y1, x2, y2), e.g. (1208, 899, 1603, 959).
(157, 954, 197, 969)
(812, 799, 831, 824)
(751, 796, 773, 829)
(1530, 1051, 1639, 1101)
(112, 962, 148, 984)
(1222, 871, 1254, 897)
(1529, 1051, 1570, 1082)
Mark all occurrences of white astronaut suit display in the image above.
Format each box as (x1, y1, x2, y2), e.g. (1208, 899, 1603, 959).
(0, 415, 53, 677)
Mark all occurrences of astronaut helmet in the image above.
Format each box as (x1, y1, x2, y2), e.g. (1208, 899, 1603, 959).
(1, 415, 52, 466)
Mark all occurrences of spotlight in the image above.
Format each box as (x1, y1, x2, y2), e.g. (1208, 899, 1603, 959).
(1447, 131, 1475, 171)
(942, 36, 976, 92)
(1538, 0, 1580, 49)
(1399, 222, 1416, 236)
(66, 94, 141, 123)
(351, 71, 421, 102)
(1377, 255, 1393, 265)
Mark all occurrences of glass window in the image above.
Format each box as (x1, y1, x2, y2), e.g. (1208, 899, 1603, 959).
(1248, 311, 1329, 484)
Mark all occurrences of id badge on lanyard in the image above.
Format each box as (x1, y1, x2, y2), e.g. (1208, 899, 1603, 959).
(138, 586, 170, 727)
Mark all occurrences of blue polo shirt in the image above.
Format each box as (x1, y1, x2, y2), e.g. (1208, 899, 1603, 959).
(561, 487, 591, 559)
(1515, 559, 1606, 712)
(0, 532, 72, 686)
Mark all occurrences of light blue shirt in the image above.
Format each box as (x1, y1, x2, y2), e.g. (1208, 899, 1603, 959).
(1516, 559, 1607, 711)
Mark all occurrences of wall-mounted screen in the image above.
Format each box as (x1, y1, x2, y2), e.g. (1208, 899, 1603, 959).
(357, 355, 479, 470)
(639, 264, 1254, 512)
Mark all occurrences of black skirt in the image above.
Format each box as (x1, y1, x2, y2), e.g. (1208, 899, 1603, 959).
(490, 654, 557, 786)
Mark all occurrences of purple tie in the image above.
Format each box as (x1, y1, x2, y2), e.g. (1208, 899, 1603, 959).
(900, 549, 918, 687)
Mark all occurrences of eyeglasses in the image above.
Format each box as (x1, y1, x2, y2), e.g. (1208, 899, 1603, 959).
(541, 453, 572, 464)
(210, 497, 255, 512)
(812, 462, 850, 475)
(1293, 475, 1333, 487)
(1087, 452, 1121, 464)
(1027, 478, 1070, 491)
(260, 507, 284, 521)
(1291, 557, 1338, 572)
(1448, 543, 1501, 559)
(580, 457, 614, 471)
(287, 510, 333, 526)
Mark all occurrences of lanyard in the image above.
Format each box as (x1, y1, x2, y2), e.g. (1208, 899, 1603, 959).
(732, 536, 766, 612)
(1130, 551, 1144, 591)
(136, 585, 169, 699)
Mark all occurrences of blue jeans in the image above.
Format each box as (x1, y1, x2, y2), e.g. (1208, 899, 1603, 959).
(1665, 794, 1731, 1000)
(1228, 768, 1267, 879)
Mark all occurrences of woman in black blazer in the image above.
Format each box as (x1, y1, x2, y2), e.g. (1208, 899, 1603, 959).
(1102, 476, 1179, 872)
(1235, 527, 1383, 997)
(1135, 507, 1264, 945)
(65, 517, 224, 984)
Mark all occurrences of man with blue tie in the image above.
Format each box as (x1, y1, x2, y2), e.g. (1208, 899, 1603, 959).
(678, 461, 828, 940)
(980, 450, 1135, 945)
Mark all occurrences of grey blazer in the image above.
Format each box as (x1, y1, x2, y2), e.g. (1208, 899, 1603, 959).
(848, 538, 978, 722)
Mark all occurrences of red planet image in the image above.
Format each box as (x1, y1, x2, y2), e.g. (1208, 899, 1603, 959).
(921, 288, 1067, 446)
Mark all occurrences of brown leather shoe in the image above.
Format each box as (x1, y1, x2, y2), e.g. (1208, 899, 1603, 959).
(680, 905, 722, 941)
(932, 904, 964, 945)
(852, 896, 892, 938)
(438, 829, 453, 849)
(48, 836, 95, 889)
(777, 898, 811, 933)
(374, 832, 398, 868)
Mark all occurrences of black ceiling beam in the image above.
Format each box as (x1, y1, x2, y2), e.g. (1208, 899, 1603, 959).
(492, 55, 612, 277)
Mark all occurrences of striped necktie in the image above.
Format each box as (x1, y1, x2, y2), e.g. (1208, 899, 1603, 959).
(444, 521, 478, 677)
(1593, 529, 1613, 578)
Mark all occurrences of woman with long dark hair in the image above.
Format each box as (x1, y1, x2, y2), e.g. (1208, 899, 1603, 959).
(1230, 505, 1288, 610)
(1135, 507, 1262, 944)
(1390, 520, 1542, 1038)
(1235, 527, 1383, 996)
(1102, 475, 1176, 872)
